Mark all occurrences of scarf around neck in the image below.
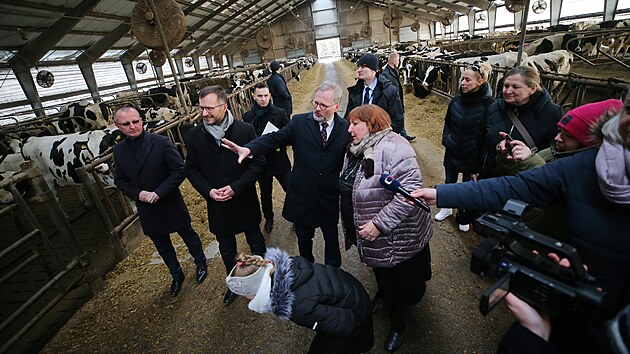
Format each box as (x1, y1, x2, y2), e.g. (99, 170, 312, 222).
(595, 137, 630, 205)
(203, 110, 234, 145)
(349, 127, 392, 160)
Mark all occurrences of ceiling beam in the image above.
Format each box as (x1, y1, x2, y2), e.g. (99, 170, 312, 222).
(391, 0, 451, 17)
(361, 0, 444, 22)
(0, 24, 134, 38)
(0, 0, 129, 21)
(420, 0, 470, 14)
(455, 0, 492, 10)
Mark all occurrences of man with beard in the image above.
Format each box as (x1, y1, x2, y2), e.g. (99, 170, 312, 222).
(185, 86, 267, 305)
(222, 82, 350, 268)
(243, 82, 292, 233)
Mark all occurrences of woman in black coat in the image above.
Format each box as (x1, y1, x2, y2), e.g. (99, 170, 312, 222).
(480, 66, 563, 178)
(226, 247, 374, 354)
(435, 62, 495, 230)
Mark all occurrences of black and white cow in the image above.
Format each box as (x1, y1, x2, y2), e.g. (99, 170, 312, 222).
(524, 33, 579, 55)
(54, 101, 113, 134)
(526, 50, 573, 98)
(142, 84, 191, 112)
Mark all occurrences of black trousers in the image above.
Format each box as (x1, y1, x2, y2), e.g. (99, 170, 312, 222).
(294, 223, 341, 267)
(257, 172, 290, 220)
(216, 226, 267, 274)
(148, 224, 206, 278)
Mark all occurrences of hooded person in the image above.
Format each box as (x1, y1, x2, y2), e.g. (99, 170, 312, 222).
(225, 248, 374, 354)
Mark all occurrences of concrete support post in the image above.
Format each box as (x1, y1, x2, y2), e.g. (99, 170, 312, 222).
(205, 54, 214, 72)
(120, 59, 138, 90)
(78, 60, 101, 102)
(604, 0, 619, 21)
(175, 57, 185, 79)
(468, 11, 475, 35)
(154, 66, 165, 85)
(488, 5, 497, 32)
(192, 53, 201, 74)
(226, 54, 234, 69)
(550, 0, 562, 26)
(11, 60, 44, 117)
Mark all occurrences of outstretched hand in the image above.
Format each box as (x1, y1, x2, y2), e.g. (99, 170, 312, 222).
(408, 188, 438, 206)
(505, 293, 551, 341)
(221, 138, 251, 164)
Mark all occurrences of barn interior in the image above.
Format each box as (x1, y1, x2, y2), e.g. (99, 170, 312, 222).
(1, 0, 630, 353)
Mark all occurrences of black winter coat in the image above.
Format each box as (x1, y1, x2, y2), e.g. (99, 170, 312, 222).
(266, 247, 374, 354)
(243, 103, 292, 177)
(114, 132, 192, 236)
(379, 65, 405, 112)
(442, 83, 494, 173)
(185, 120, 265, 235)
(481, 90, 563, 177)
(246, 112, 350, 226)
(345, 78, 405, 133)
(267, 72, 293, 116)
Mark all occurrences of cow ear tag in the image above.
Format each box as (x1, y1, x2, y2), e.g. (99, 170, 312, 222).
(81, 144, 88, 150)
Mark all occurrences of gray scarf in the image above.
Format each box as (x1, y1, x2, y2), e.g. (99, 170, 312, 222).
(203, 110, 234, 145)
(349, 127, 392, 159)
(596, 137, 630, 205)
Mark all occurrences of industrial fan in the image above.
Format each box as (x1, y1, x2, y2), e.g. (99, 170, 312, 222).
(532, 0, 547, 14)
(383, 6, 403, 29)
(297, 38, 305, 49)
(256, 27, 275, 50)
(285, 35, 297, 49)
(360, 23, 372, 38)
(475, 13, 486, 24)
(411, 20, 420, 32)
(130, 0, 186, 50)
(352, 32, 360, 41)
(240, 48, 249, 58)
(392, 27, 399, 36)
(149, 50, 166, 66)
(36, 70, 54, 88)
(441, 16, 452, 27)
(184, 58, 193, 67)
(135, 62, 148, 74)
(505, 0, 525, 13)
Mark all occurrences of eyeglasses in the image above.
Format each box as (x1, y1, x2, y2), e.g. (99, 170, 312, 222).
(311, 100, 335, 109)
(116, 119, 141, 127)
(468, 64, 481, 73)
(199, 103, 226, 113)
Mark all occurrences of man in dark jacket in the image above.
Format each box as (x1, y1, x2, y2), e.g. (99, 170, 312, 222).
(243, 82, 292, 233)
(379, 51, 415, 141)
(345, 53, 413, 141)
(222, 82, 350, 268)
(113, 107, 207, 297)
(185, 86, 267, 305)
(267, 61, 293, 116)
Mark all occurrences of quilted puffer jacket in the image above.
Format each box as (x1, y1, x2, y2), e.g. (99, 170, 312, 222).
(342, 131, 433, 268)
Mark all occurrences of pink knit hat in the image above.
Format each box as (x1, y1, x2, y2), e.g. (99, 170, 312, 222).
(557, 99, 623, 147)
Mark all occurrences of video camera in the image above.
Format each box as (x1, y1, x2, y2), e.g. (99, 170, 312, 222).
(470, 199, 605, 321)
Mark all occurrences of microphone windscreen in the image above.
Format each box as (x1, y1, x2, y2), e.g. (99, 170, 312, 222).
(379, 174, 401, 192)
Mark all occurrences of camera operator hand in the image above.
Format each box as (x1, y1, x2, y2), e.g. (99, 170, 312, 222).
(505, 293, 551, 342)
(408, 188, 437, 206)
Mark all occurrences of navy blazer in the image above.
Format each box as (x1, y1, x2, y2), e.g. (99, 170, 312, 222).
(114, 131, 191, 236)
(246, 112, 350, 226)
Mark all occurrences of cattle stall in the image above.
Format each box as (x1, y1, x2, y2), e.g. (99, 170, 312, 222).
(411, 58, 629, 109)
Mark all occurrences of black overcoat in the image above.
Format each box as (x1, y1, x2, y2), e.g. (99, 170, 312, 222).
(267, 72, 293, 115)
(345, 78, 404, 133)
(113, 131, 191, 236)
(242, 104, 292, 177)
(185, 120, 265, 235)
(246, 112, 350, 227)
(379, 65, 405, 112)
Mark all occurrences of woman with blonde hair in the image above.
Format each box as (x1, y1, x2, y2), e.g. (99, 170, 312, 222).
(339, 104, 433, 352)
(225, 247, 373, 354)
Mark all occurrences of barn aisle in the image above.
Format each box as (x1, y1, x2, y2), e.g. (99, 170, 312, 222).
(41, 61, 513, 354)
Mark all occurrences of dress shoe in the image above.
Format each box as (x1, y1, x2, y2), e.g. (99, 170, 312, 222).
(404, 135, 416, 142)
(223, 289, 237, 305)
(170, 273, 185, 296)
(264, 218, 274, 233)
(384, 331, 404, 353)
(196, 263, 208, 284)
(370, 295, 383, 314)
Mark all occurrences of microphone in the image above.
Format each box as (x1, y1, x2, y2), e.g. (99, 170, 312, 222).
(379, 174, 431, 212)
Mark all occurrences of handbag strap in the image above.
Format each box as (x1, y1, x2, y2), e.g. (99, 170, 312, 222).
(505, 109, 538, 153)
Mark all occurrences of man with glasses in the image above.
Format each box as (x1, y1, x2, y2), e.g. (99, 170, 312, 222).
(185, 86, 266, 306)
(113, 106, 207, 297)
(243, 82, 292, 233)
(222, 82, 350, 268)
(345, 53, 412, 141)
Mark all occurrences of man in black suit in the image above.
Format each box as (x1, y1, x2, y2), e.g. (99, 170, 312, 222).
(113, 107, 207, 297)
(185, 86, 266, 305)
(267, 61, 293, 116)
(379, 51, 415, 140)
(222, 81, 350, 268)
(242, 82, 292, 233)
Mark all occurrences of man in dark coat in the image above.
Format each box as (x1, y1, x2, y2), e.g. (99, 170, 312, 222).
(113, 107, 207, 297)
(242, 82, 292, 233)
(185, 86, 267, 305)
(267, 61, 293, 116)
(222, 82, 350, 268)
(345, 53, 413, 141)
(379, 51, 415, 141)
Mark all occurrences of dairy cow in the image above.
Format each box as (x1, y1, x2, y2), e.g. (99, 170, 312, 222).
(526, 50, 573, 98)
(524, 33, 579, 55)
(55, 101, 113, 134)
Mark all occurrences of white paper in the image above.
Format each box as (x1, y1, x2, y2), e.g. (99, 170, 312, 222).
(262, 121, 279, 135)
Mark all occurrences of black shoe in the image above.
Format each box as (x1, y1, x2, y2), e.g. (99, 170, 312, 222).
(170, 273, 185, 296)
(370, 296, 383, 314)
(404, 135, 416, 141)
(196, 263, 208, 284)
(264, 218, 273, 233)
(384, 331, 404, 353)
(223, 289, 237, 306)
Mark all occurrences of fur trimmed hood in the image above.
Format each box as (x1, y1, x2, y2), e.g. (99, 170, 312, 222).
(589, 108, 621, 147)
(265, 247, 295, 321)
